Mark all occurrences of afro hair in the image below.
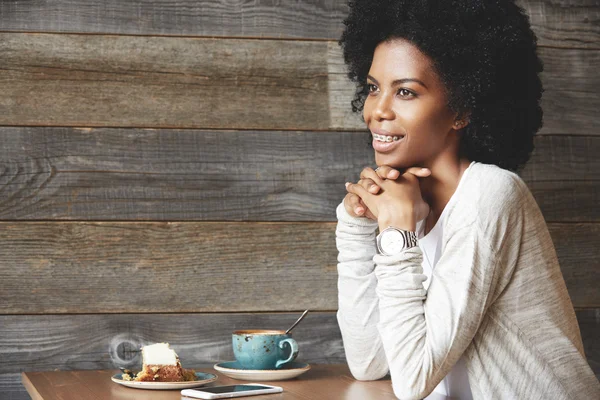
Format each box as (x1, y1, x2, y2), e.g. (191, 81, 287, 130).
(340, 0, 544, 171)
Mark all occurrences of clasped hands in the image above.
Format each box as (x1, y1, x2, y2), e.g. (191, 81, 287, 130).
(343, 166, 431, 232)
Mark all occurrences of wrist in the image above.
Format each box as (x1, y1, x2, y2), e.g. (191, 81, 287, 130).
(336, 202, 378, 228)
(378, 214, 417, 232)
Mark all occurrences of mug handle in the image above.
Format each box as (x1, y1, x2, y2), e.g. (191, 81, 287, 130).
(275, 338, 298, 369)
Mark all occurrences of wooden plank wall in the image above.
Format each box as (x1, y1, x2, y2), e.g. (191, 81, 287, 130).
(0, 1, 598, 398)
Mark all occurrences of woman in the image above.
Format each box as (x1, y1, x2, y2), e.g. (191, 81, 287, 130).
(335, 1, 600, 399)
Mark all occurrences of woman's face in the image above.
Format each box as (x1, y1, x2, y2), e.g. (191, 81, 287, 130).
(364, 38, 460, 169)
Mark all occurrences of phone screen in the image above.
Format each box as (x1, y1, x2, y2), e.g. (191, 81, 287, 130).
(197, 385, 272, 394)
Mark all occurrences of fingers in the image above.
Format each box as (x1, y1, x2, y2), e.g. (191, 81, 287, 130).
(359, 178, 380, 194)
(405, 167, 431, 178)
(345, 181, 372, 202)
(374, 165, 431, 179)
(363, 208, 377, 221)
(360, 167, 384, 186)
(344, 193, 367, 217)
(375, 165, 400, 180)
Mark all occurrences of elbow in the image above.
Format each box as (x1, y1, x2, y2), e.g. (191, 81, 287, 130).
(391, 385, 429, 400)
(390, 373, 433, 400)
(349, 364, 432, 399)
(349, 363, 388, 381)
(350, 368, 386, 381)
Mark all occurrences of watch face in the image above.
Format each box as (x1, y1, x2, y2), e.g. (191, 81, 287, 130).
(380, 229, 406, 254)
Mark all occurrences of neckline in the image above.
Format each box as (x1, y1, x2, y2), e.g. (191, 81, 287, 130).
(417, 161, 476, 240)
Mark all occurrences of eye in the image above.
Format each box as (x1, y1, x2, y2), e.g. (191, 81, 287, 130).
(366, 83, 379, 94)
(397, 88, 415, 98)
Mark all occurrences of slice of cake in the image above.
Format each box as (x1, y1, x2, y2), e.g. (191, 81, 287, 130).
(130, 342, 195, 382)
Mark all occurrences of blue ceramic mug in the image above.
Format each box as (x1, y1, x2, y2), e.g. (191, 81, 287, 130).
(232, 329, 299, 370)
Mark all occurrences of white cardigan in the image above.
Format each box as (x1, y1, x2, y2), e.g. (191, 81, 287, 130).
(336, 162, 600, 399)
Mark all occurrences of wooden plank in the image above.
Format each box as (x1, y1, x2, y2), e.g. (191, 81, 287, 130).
(2, 310, 598, 399)
(0, 33, 329, 130)
(327, 42, 365, 130)
(0, 313, 345, 374)
(1, 373, 31, 400)
(518, 0, 600, 49)
(0, 127, 372, 221)
(522, 135, 600, 222)
(0, 222, 597, 314)
(548, 224, 600, 309)
(538, 47, 600, 134)
(0, 33, 597, 133)
(523, 136, 600, 181)
(577, 309, 600, 380)
(0, 221, 339, 313)
(0, 128, 597, 222)
(528, 180, 599, 222)
(328, 44, 600, 134)
(0, 0, 349, 40)
(0, 1, 596, 48)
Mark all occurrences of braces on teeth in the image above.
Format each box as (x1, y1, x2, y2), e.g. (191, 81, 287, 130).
(373, 133, 402, 142)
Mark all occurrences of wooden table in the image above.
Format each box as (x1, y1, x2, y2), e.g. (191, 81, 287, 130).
(22, 364, 402, 400)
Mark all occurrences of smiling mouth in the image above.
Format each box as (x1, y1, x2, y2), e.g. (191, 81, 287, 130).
(372, 133, 404, 142)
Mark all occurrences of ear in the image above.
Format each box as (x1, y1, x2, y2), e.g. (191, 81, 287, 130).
(453, 111, 471, 130)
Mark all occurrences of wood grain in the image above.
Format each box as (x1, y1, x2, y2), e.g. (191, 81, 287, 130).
(522, 135, 600, 222)
(518, 0, 600, 49)
(1, 373, 31, 400)
(0, 0, 349, 40)
(0, 1, 597, 48)
(0, 312, 345, 374)
(547, 224, 600, 309)
(0, 128, 597, 222)
(0, 221, 339, 313)
(0, 127, 372, 221)
(0, 34, 596, 133)
(0, 33, 329, 130)
(0, 221, 597, 314)
(537, 47, 600, 134)
(578, 309, 600, 380)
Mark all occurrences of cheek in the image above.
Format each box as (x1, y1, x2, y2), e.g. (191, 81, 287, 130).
(363, 98, 373, 124)
(402, 103, 453, 137)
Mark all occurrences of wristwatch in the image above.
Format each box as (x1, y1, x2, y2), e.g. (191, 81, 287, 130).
(376, 227, 418, 256)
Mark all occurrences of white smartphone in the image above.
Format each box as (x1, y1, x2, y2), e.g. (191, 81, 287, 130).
(181, 383, 283, 399)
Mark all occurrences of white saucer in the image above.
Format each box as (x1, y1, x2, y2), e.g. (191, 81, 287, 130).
(111, 372, 217, 390)
(214, 361, 311, 381)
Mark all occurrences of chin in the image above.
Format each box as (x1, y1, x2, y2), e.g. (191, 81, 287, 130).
(375, 153, 413, 170)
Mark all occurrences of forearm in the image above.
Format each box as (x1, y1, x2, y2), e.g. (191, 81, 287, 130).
(335, 202, 389, 380)
(373, 249, 434, 398)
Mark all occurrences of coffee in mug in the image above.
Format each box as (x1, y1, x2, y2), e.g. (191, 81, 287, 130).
(232, 329, 299, 370)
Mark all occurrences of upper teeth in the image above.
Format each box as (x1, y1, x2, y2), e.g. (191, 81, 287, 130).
(373, 133, 402, 142)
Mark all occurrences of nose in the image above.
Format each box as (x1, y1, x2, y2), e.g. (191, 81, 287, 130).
(372, 93, 394, 121)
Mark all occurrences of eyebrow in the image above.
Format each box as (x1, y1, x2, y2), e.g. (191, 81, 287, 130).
(367, 74, 428, 89)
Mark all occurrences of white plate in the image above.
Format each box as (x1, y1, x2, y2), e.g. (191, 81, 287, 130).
(214, 361, 310, 381)
(111, 372, 217, 390)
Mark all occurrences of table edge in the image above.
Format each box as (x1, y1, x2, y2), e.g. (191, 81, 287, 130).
(21, 371, 44, 400)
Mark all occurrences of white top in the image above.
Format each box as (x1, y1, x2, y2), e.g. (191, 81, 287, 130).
(335, 162, 600, 399)
(417, 163, 473, 400)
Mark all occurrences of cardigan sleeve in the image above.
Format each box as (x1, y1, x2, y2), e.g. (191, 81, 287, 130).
(335, 202, 390, 381)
